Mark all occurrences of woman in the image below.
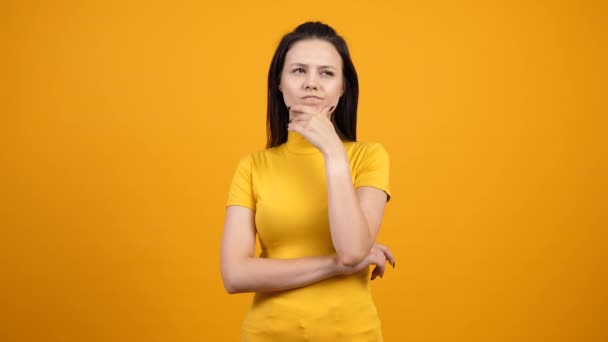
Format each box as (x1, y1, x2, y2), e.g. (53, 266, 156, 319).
(221, 21, 395, 341)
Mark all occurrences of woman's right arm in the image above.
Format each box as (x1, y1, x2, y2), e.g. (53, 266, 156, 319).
(221, 205, 341, 294)
(220, 205, 393, 294)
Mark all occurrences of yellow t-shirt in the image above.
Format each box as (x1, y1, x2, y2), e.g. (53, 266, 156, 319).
(226, 130, 391, 342)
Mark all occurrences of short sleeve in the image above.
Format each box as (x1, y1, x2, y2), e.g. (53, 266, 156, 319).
(226, 155, 256, 209)
(353, 143, 391, 202)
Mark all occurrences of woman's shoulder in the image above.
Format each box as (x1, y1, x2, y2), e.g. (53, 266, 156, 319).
(343, 140, 389, 158)
(233, 145, 283, 168)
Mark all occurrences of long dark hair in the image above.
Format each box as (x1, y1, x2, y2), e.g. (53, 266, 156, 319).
(266, 21, 359, 148)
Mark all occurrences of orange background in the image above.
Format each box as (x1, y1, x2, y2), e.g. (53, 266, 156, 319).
(2, 0, 606, 341)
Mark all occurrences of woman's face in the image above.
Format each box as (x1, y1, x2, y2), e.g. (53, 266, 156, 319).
(279, 39, 344, 119)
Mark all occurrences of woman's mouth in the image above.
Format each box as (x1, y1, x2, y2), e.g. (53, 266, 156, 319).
(301, 96, 323, 104)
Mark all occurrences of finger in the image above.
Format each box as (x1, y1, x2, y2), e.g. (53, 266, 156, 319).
(287, 121, 303, 133)
(289, 104, 320, 115)
(289, 109, 308, 117)
(372, 251, 387, 276)
(375, 244, 395, 268)
(365, 253, 384, 279)
(371, 266, 379, 280)
(371, 259, 386, 279)
(287, 107, 309, 124)
(289, 113, 313, 123)
(287, 119, 314, 134)
(287, 117, 311, 132)
(376, 260, 386, 278)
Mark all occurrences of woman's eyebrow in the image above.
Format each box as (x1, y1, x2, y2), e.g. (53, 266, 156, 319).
(288, 63, 337, 69)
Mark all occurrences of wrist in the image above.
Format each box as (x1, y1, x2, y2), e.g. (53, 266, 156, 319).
(322, 144, 348, 162)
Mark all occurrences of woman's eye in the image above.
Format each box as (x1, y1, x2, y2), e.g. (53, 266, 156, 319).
(322, 71, 334, 77)
(293, 68, 305, 74)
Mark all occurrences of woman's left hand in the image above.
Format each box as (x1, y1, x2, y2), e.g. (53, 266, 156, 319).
(288, 104, 343, 156)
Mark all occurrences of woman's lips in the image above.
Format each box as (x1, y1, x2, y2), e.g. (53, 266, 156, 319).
(301, 96, 323, 104)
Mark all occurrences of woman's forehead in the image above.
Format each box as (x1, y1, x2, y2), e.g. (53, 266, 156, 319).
(285, 40, 342, 67)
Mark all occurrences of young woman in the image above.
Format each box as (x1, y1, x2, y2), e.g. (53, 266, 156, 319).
(221, 21, 395, 341)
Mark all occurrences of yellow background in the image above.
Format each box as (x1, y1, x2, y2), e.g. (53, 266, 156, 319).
(2, 0, 606, 341)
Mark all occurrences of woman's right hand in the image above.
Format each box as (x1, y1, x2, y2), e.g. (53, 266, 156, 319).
(336, 243, 396, 280)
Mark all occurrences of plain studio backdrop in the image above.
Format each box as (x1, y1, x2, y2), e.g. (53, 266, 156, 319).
(1, 0, 606, 341)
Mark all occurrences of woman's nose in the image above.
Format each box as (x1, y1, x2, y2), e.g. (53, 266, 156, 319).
(304, 74, 318, 90)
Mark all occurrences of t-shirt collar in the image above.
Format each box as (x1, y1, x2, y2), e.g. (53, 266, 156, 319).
(283, 130, 320, 155)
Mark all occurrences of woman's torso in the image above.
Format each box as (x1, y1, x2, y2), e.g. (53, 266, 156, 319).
(231, 131, 388, 341)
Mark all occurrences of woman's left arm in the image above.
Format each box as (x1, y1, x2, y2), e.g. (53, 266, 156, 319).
(323, 150, 387, 266)
(288, 105, 388, 266)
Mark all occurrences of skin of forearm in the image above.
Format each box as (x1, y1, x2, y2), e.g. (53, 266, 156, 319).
(323, 147, 374, 266)
(224, 255, 343, 294)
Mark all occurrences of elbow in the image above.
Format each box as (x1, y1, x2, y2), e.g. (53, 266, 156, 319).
(335, 225, 374, 267)
(222, 274, 236, 294)
(221, 268, 245, 294)
(337, 251, 367, 267)
(221, 257, 256, 294)
(222, 275, 245, 294)
(336, 239, 371, 267)
(223, 281, 239, 294)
